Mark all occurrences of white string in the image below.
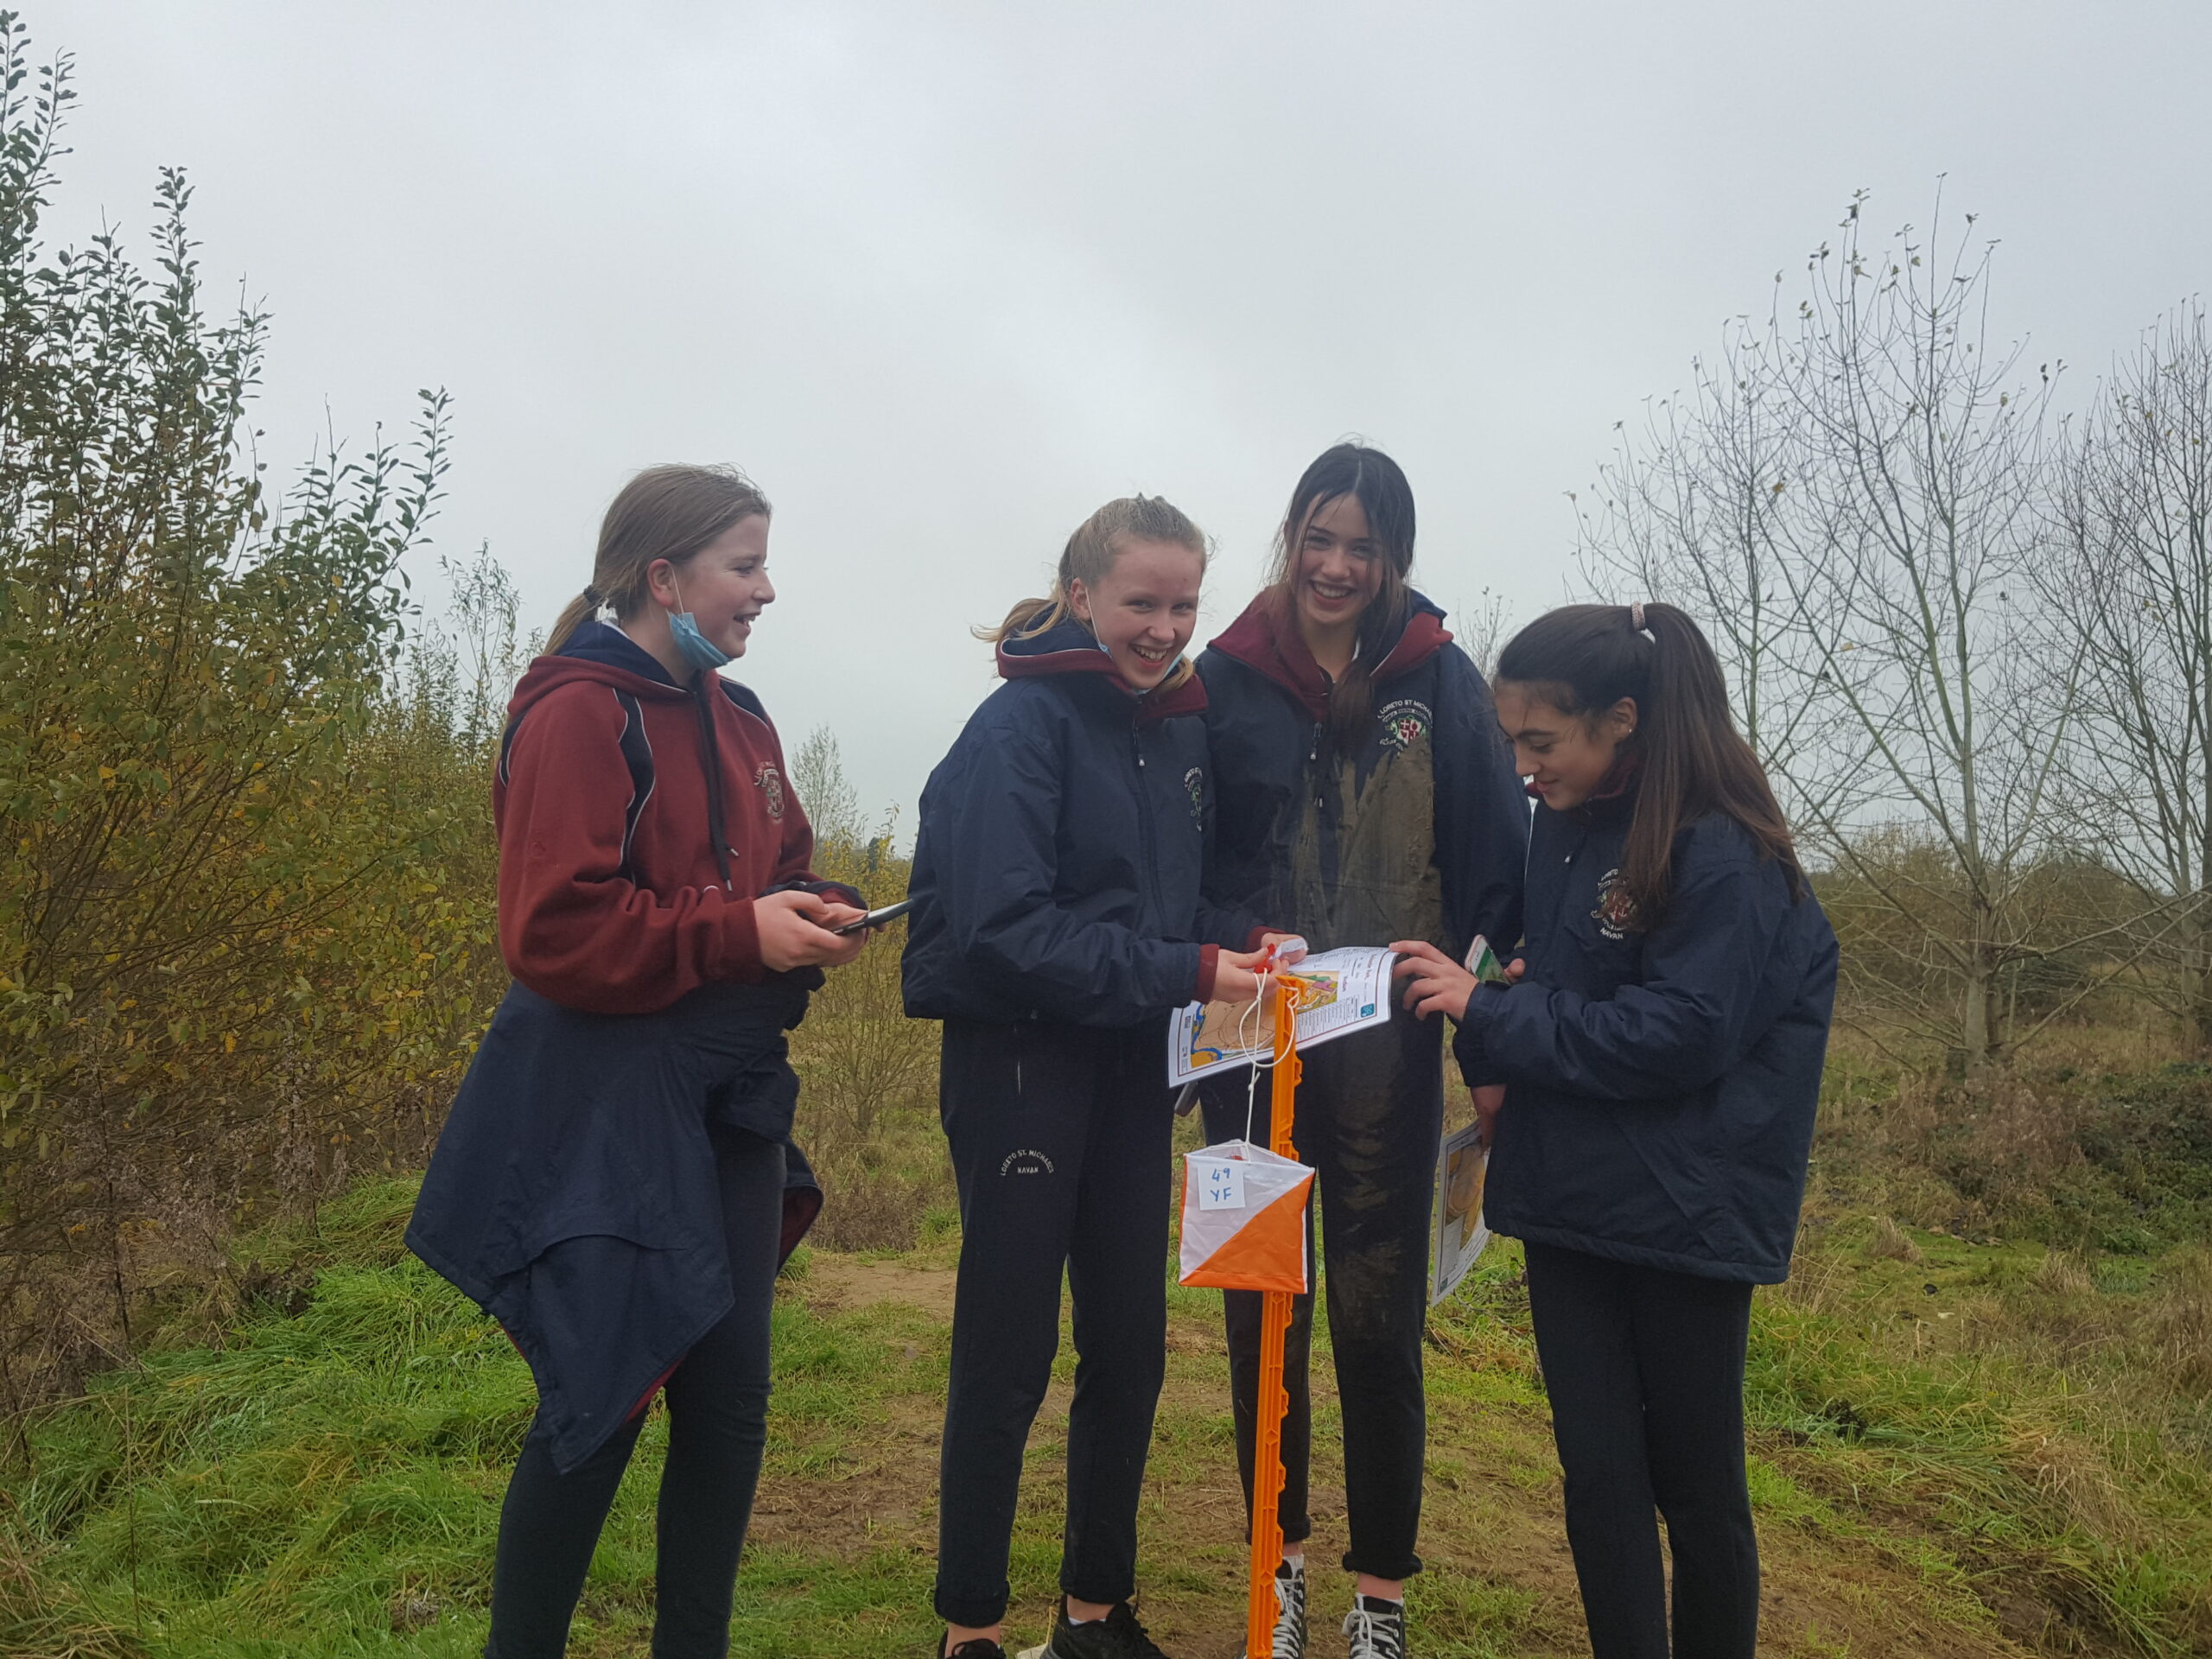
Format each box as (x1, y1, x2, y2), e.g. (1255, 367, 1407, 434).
(1238, 979, 1271, 1145)
(1238, 970, 1294, 1147)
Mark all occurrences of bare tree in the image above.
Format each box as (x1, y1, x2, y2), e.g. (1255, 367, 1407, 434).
(2043, 300, 2212, 1042)
(1580, 192, 2137, 1067)
(791, 725, 865, 855)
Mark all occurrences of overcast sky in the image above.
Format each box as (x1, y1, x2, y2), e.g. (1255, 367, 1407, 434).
(35, 0, 2212, 837)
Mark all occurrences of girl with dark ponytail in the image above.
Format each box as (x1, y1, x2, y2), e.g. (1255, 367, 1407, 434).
(1393, 601, 1838, 1659)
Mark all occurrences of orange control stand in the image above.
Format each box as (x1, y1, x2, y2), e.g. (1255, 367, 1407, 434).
(1245, 973, 1303, 1659)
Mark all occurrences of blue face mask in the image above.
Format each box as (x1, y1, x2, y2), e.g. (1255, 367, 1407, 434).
(668, 580, 732, 672)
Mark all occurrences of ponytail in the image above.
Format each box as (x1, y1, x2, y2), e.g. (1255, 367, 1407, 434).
(1495, 601, 1802, 925)
(978, 494, 1211, 692)
(548, 464, 772, 655)
(544, 585, 606, 655)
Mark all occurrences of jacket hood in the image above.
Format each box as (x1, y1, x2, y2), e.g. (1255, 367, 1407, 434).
(508, 619, 696, 723)
(1535, 749, 1644, 824)
(996, 611, 1207, 723)
(1210, 588, 1454, 724)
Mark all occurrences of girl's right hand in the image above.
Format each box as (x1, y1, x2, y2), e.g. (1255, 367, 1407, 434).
(1211, 947, 1272, 1005)
(754, 890, 868, 971)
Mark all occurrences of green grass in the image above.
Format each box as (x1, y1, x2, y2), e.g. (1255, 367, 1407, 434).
(7, 1073, 2212, 1656)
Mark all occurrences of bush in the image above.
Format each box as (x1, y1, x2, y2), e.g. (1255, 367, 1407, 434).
(0, 16, 505, 1413)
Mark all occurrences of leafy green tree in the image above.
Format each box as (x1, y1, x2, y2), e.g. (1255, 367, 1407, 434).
(0, 13, 496, 1406)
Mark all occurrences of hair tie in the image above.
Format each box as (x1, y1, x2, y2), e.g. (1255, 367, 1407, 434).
(583, 583, 602, 604)
(1630, 602, 1649, 633)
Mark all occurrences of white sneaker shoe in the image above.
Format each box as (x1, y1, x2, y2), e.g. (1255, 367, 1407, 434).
(1342, 1595, 1407, 1659)
(1271, 1559, 1306, 1658)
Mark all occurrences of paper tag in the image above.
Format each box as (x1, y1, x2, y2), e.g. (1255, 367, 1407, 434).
(1196, 1160, 1246, 1211)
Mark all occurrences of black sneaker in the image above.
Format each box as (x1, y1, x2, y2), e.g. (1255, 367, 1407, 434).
(1271, 1559, 1307, 1658)
(1342, 1595, 1408, 1659)
(938, 1636, 1007, 1659)
(1044, 1599, 1173, 1658)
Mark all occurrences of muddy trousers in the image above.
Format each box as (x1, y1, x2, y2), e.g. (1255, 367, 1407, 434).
(933, 1017, 1174, 1630)
(1199, 1018, 1441, 1581)
(1524, 1241, 1760, 1659)
(484, 1128, 784, 1659)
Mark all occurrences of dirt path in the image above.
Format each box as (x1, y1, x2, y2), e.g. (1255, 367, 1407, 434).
(770, 1252, 2033, 1659)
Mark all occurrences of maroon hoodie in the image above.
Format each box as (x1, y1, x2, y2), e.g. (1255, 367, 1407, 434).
(493, 620, 843, 1014)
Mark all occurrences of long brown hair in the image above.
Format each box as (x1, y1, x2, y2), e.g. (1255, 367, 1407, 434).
(1264, 442, 1416, 754)
(981, 494, 1210, 692)
(1494, 601, 1803, 925)
(545, 464, 772, 653)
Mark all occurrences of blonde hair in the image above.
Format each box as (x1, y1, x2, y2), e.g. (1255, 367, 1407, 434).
(546, 464, 772, 652)
(981, 495, 1210, 690)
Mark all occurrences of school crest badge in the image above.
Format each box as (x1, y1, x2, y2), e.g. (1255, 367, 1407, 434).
(753, 762, 785, 821)
(1184, 766, 1205, 830)
(1377, 697, 1433, 753)
(1592, 867, 1637, 939)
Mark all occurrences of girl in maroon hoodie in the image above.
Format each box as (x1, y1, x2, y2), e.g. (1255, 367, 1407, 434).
(408, 464, 868, 1659)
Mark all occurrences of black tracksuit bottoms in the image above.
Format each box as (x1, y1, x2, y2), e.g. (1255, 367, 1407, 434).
(933, 1016, 1174, 1630)
(1523, 1240, 1761, 1659)
(485, 1124, 784, 1659)
(1198, 1012, 1441, 1582)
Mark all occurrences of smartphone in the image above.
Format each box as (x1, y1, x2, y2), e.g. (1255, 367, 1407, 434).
(830, 897, 915, 936)
(1464, 934, 1512, 985)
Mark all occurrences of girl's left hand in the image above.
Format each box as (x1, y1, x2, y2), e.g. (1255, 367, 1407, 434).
(817, 900, 869, 964)
(1389, 939, 1480, 1022)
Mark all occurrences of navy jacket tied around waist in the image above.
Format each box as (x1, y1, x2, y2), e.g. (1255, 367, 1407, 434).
(406, 975, 819, 1472)
(1453, 804, 1838, 1284)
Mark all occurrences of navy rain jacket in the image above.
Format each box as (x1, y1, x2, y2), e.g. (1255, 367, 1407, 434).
(1452, 785, 1839, 1283)
(902, 615, 1263, 1027)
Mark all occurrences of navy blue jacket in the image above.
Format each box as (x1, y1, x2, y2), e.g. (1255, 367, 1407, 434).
(1199, 590, 1526, 957)
(902, 616, 1262, 1027)
(407, 978, 820, 1471)
(1452, 791, 1838, 1283)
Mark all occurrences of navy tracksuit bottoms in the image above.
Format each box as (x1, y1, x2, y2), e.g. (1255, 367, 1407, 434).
(932, 1017, 1174, 1630)
(485, 1125, 783, 1659)
(1524, 1240, 1761, 1659)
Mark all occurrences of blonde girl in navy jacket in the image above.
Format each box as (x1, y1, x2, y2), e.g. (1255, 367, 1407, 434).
(903, 496, 1282, 1659)
(1394, 602, 1837, 1659)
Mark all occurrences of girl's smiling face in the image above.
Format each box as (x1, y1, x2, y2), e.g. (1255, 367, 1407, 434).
(1069, 537, 1205, 690)
(656, 513, 773, 658)
(1291, 493, 1386, 639)
(1494, 682, 1638, 810)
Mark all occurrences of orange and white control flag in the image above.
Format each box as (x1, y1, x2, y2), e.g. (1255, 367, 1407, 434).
(1177, 1140, 1314, 1295)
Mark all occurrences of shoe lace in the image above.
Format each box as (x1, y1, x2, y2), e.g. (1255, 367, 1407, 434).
(1272, 1567, 1306, 1659)
(1106, 1602, 1171, 1659)
(1342, 1603, 1406, 1659)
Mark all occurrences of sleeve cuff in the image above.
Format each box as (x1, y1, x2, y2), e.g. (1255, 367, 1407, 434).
(1195, 943, 1222, 1002)
(767, 877, 867, 910)
(717, 889, 767, 984)
(1451, 985, 1506, 1088)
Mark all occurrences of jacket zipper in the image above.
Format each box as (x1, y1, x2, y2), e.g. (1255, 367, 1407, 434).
(1131, 720, 1165, 930)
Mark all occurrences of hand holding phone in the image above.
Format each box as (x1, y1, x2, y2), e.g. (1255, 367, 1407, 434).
(830, 897, 916, 936)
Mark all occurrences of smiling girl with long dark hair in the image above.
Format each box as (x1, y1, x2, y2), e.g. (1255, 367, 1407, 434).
(1196, 443, 1527, 1659)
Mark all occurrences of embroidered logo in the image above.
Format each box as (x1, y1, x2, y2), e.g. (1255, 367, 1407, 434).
(1183, 766, 1205, 830)
(1592, 867, 1638, 940)
(1377, 697, 1433, 753)
(753, 762, 785, 821)
(1000, 1148, 1056, 1178)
